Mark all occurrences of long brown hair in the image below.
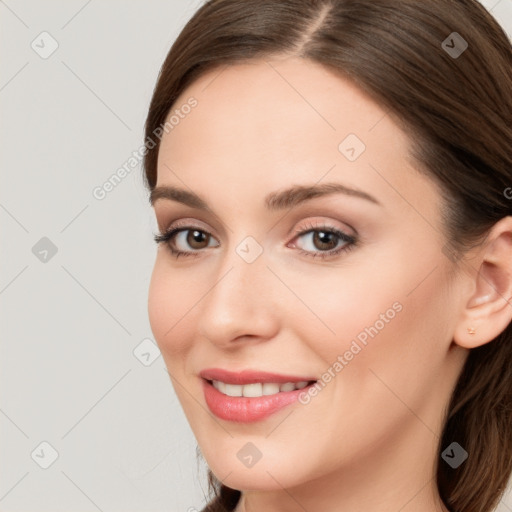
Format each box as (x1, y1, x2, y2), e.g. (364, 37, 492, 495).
(142, 1, 512, 511)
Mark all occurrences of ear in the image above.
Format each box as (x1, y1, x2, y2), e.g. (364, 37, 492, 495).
(453, 216, 512, 349)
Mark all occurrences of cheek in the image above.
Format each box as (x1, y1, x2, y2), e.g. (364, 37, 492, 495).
(285, 245, 451, 377)
(147, 256, 198, 359)
(277, 259, 407, 367)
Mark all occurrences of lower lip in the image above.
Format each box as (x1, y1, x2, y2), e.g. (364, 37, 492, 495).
(202, 379, 315, 423)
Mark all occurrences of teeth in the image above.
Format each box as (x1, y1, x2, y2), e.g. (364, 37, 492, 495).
(262, 383, 280, 395)
(211, 380, 311, 397)
(243, 383, 263, 397)
(224, 383, 243, 397)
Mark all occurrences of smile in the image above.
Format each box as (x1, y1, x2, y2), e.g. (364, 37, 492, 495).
(209, 379, 313, 397)
(202, 378, 319, 422)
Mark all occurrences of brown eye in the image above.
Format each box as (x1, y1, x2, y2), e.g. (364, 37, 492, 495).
(311, 230, 338, 251)
(293, 228, 352, 254)
(169, 227, 219, 253)
(186, 229, 210, 249)
(288, 222, 357, 260)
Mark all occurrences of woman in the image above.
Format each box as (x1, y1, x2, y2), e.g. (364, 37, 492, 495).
(142, 1, 512, 511)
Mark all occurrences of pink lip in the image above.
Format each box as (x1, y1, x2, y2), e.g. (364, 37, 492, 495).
(199, 368, 316, 385)
(201, 379, 317, 423)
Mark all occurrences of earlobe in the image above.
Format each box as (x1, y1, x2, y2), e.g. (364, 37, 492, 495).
(453, 216, 512, 350)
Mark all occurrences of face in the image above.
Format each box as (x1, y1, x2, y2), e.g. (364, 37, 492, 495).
(148, 56, 468, 493)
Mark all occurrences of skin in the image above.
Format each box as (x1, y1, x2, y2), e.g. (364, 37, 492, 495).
(147, 55, 512, 512)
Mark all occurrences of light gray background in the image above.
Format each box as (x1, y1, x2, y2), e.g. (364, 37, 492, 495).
(1, 1, 511, 511)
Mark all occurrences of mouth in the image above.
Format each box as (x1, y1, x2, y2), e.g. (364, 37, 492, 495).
(204, 378, 317, 397)
(199, 367, 317, 383)
(201, 376, 319, 423)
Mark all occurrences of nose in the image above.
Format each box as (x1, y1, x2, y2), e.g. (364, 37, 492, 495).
(196, 242, 280, 348)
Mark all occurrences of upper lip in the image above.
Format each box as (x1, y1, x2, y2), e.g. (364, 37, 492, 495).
(200, 368, 317, 385)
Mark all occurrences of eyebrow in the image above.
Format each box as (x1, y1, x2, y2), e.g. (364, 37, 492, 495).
(149, 182, 381, 210)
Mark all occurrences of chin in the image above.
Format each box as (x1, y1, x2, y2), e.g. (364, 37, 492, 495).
(202, 445, 314, 492)
(213, 467, 297, 492)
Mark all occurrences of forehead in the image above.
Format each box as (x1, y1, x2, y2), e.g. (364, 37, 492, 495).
(160, 56, 399, 155)
(155, 56, 435, 216)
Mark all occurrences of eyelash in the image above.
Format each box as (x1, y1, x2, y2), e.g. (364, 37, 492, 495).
(153, 220, 357, 260)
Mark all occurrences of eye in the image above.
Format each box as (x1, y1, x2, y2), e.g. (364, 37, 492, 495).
(153, 225, 219, 259)
(153, 220, 357, 260)
(289, 221, 356, 260)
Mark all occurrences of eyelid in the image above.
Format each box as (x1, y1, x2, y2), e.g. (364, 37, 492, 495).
(154, 207, 226, 240)
(288, 221, 356, 252)
(290, 218, 356, 238)
(156, 217, 357, 261)
(161, 217, 353, 244)
(161, 217, 215, 237)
